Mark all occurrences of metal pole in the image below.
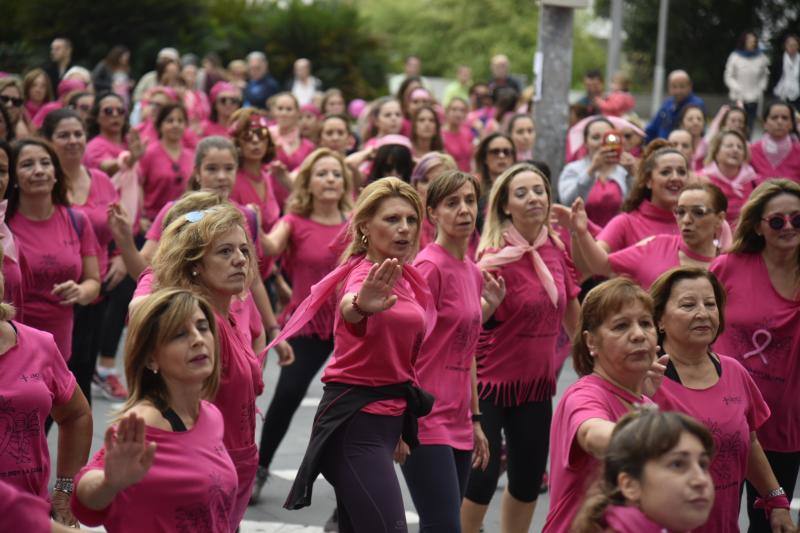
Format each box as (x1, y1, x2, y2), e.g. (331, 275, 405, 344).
(534, 4, 574, 191)
(650, 0, 669, 116)
(606, 0, 623, 84)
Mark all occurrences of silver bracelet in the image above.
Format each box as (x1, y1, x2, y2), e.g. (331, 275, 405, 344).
(54, 476, 74, 494)
(767, 487, 786, 498)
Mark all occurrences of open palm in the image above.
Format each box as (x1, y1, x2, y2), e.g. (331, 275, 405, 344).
(103, 413, 157, 493)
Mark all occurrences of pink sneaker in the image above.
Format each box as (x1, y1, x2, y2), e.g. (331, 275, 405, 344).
(92, 372, 128, 401)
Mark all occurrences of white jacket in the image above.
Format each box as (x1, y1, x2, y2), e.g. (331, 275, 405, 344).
(724, 51, 769, 103)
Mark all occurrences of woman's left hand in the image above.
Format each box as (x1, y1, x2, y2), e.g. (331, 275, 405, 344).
(472, 423, 490, 471)
(50, 489, 79, 527)
(642, 353, 669, 397)
(770, 508, 796, 533)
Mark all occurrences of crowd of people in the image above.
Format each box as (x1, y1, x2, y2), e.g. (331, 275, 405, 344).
(0, 29, 799, 533)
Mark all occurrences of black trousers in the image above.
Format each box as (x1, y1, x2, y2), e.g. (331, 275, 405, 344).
(68, 298, 109, 405)
(745, 449, 800, 532)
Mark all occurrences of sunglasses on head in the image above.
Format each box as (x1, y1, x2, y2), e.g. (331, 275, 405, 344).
(101, 107, 125, 117)
(218, 96, 242, 106)
(762, 212, 800, 231)
(488, 147, 512, 158)
(674, 206, 713, 219)
(0, 95, 23, 108)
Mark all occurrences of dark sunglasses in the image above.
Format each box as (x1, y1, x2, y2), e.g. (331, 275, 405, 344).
(72, 103, 92, 112)
(218, 97, 242, 106)
(101, 107, 125, 117)
(674, 206, 713, 219)
(763, 212, 800, 231)
(488, 147, 513, 158)
(241, 127, 270, 142)
(0, 95, 23, 108)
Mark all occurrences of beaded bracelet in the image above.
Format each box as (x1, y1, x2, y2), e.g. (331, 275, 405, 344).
(352, 293, 373, 318)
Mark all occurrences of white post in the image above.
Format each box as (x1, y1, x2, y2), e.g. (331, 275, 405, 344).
(605, 0, 623, 84)
(650, 0, 669, 116)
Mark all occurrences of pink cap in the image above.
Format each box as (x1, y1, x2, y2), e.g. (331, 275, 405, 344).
(375, 134, 412, 150)
(348, 98, 367, 119)
(210, 81, 240, 103)
(300, 103, 321, 118)
(57, 78, 87, 98)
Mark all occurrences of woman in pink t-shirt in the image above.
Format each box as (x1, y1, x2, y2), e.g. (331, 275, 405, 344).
(251, 148, 353, 503)
(508, 113, 536, 162)
(402, 170, 503, 531)
(42, 108, 121, 404)
(410, 105, 444, 161)
(699, 130, 761, 226)
(596, 141, 689, 252)
(571, 183, 726, 288)
(571, 410, 715, 533)
(269, 92, 316, 173)
(410, 151, 457, 250)
(0, 251, 92, 528)
(543, 278, 665, 533)
(72, 289, 238, 532)
(462, 163, 581, 533)
(201, 81, 242, 138)
(151, 205, 266, 528)
(83, 92, 144, 176)
(442, 97, 475, 172)
(7, 138, 101, 362)
(750, 102, 800, 183)
(709, 178, 800, 531)
(267, 178, 435, 529)
(137, 102, 195, 230)
(649, 267, 793, 532)
(317, 114, 353, 156)
(0, 142, 23, 313)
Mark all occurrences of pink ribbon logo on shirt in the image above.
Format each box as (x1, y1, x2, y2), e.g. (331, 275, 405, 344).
(741, 329, 772, 365)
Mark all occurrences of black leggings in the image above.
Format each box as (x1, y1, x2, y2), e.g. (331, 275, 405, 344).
(68, 299, 108, 405)
(745, 449, 800, 532)
(464, 398, 551, 505)
(320, 411, 407, 533)
(98, 276, 136, 360)
(401, 444, 472, 532)
(257, 335, 333, 468)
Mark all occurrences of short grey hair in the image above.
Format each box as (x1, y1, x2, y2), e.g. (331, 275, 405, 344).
(247, 51, 268, 64)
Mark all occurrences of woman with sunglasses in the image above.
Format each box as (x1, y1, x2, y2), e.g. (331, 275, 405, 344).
(0, 78, 33, 138)
(41, 109, 121, 404)
(570, 183, 726, 289)
(709, 179, 800, 531)
(138, 102, 195, 234)
(201, 81, 242, 138)
(750, 102, 800, 183)
(698, 130, 760, 227)
(559, 117, 630, 228)
(84, 92, 144, 177)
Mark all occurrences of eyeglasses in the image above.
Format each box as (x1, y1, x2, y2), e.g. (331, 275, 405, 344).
(488, 147, 513, 158)
(240, 127, 270, 142)
(0, 95, 23, 108)
(762, 212, 800, 231)
(674, 206, 713, 219)
(218, 97, 242, 106)
(101, 107, 125, 117)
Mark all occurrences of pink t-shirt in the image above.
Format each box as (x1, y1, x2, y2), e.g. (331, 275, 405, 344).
(413, 243, 482, 449)
(544, 374, 653, 533)
(279, 213, 346, 340)
(138, 141, 194, 220)
(654, 355, 770, 533)
(608, 234, 714, 289)
(585, 178, 623, 228)
(0, 478, 52, 532)
(9, 206, 99, 361)
(72, 168, 119, 277)
(477, 238, 580, 405)
(598, 200, 678, 252)
(276, 138, 316, 172)
(710, 253, 800, 451)
(442, 125, 475, 172)
(71, 401, 238, 532)
(0, 322, 75, 499)
(3, 255, 23, 317)
(750, 139, 800, 183)
(201, 120, 230, 138)
(323, 259, 427, 416)
(603, 504, 675, 533)
(230, 168, 281, 234)
(83, 135, 126, 171)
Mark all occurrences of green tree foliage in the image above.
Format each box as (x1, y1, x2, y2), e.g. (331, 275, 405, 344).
(0, 0, 388, 98)
(598, 0, 800, 92)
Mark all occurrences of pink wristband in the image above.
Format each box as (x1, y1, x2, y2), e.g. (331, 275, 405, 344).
(754, 494, 791, 519)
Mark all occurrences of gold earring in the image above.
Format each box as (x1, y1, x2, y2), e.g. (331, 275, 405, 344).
(361, 234, 368, 246)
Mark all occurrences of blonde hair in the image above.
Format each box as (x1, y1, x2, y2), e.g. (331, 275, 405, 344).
(477, 162, 554, 253)
(0, 246, 16, 321)
(286, 148, 354, 217)
(730, 178, 800, 262)
(152, 203, 257, 293)
(705, 129, 750, 166)
(116, 289, 220, 420)
(342, 177, 423, 261)
(160, 191, 227, 232)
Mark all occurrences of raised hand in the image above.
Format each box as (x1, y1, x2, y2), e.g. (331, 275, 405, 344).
(355, 258, 402, 314)
(570, 197, 589, 236)
(125, 130, 146, 167)
(642, 353, 669, 397)
(107, 203, 134, 246)
(481, 270, 506, 312)
(550, 203, 572, 231)
(102, 413, 157, 493)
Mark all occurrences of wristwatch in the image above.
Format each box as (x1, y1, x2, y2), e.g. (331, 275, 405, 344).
(767, 487, 786, 498)
(54, 476, 74, 494)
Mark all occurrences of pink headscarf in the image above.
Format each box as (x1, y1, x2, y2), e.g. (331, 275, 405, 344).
(57, 78, 87, 98)
(478, 224, 559, 307)
(209, 81, 240, 104)
(375, 134, 413, 151)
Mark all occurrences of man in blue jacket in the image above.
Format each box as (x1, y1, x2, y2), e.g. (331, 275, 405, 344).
(645, 70, 705, 142)
(244, 51, 280, 110)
